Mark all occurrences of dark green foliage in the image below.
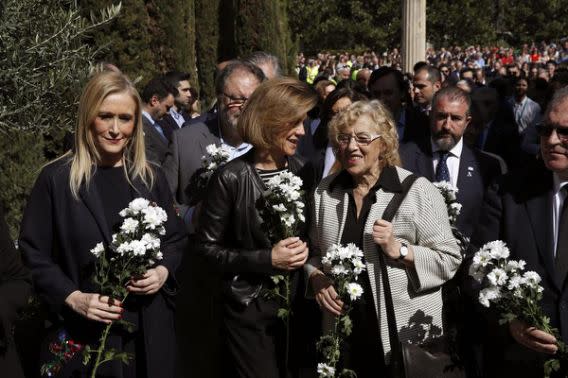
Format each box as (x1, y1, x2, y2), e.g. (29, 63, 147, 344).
(80, 0, 157, 81)
(195, 0, 219, 107)
(0, 0, 119, 236)
(289, 0, 401, 54)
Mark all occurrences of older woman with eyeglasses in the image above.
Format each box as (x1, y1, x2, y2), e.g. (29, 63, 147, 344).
(306, 100, 461, 376)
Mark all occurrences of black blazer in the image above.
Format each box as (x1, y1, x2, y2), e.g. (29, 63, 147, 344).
(0, 206, 31, 378)
(143, 117, 170, 166)
(19, 157, 186, 377)
(471, 161, 566, 376)
(400, 139, 504, 238)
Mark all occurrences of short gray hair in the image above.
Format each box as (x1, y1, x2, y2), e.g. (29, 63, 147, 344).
(545, 87, 568, 121)
(246, 51, 282, 78)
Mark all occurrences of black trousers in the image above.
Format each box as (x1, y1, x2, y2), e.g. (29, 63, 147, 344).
(223, 296, 286, 378)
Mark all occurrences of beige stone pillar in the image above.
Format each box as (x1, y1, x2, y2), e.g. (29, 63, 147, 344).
(402, 0, 426, 73)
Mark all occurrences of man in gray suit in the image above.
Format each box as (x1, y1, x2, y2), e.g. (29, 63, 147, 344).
(141, 77, 177, 166)
(163, 60, 265, 378)
(162, 60, 265, 226)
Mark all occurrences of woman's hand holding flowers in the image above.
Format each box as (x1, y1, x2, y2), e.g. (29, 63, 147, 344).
(509, 319, 558, 355)
(127, 265, 169, 295)
(310, 270, 343, 316)
(271, 236, 309, 271)
(65, 291, 123, 324)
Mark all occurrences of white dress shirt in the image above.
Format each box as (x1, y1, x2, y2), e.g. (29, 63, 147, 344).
(552, 173, 568, 257)
(431, 138, 463, 188)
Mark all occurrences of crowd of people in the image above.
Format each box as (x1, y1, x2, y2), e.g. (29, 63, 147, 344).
(2, 44, 568, 378)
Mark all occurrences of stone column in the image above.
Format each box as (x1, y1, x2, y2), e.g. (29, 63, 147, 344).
(402, 0, 426, 73)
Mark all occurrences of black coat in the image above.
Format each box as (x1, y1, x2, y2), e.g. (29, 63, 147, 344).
(0, 206, 31, 378)
(19, 157, 186, 378)
(194, 150, 313, 306)
(400, 139, 505, 238)
(471, 161, 565, 377)
(143, 117, 170, 166)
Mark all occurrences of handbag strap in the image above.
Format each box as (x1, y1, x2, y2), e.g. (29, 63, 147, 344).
(377, 174, 418, 369)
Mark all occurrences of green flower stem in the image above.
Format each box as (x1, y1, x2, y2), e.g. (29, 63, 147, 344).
(90, 292, 129, 378)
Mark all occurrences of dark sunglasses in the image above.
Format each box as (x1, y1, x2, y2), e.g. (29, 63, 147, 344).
(536, 123, 568, 139)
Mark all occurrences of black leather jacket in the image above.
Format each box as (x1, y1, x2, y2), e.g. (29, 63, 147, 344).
(194, 149, 313, 306)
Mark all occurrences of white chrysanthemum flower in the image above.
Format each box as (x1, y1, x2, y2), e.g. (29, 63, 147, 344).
(345, 282, 364, 301)
(479, 286, 501, 307)
(90, 242, 105, 258)
(120, 218, 139, 234)
(487, 268, 508, 287)
(473, 250, 492, 267)
(352, 258, 366, 275)
(129, 240, 147, 256)
(272, 204, 287, 212)
(117, 242, 131, 255)
(283, 214, 296, 228)
(317, 363, 335, 377)
(338, 246, 354, 260)
(298, 213, 305, 223)
(155, 251, 163, 260)
(484, 240, 510, 260)
(522, 271, 542, 288)
(119, 209, 128, 217)
(205, 144, 218, 155)
(507, 274, 523, 290)
(296, 201, 305, 208)
(112, 233, 118, 243)
(128, 198, 150, 213)
(505, 259, 527, 273)
(142, 206, 168, 229)
(141, 233, 161, 250)
(331, 264, 348, 276)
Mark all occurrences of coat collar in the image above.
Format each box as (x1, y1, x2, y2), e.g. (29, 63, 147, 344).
(329, 165, 403, 194)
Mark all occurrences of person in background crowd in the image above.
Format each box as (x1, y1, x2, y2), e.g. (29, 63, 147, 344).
(307, 100, 461, 377)
(0, 205, 31, 378)
(188, 86, 201, 119)
(508, 76, 542, 134)
(159, 71, 192, 142)
(140, 77, 177, 166)
(355, 68, 371, 89)
(195, 77, 317, 378)
(19, 71, 186, 378)
(247, 51, 282, 80)
(413, 65, 442, 115)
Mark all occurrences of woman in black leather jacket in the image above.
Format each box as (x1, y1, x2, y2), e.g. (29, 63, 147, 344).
(195, 77, 317, 378)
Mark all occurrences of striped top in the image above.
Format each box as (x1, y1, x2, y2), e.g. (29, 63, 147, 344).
(256, 167, 289, 186)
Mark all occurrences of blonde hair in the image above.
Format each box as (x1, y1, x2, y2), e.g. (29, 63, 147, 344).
(237, 77, 317, 150)
(69, 71, 153, 199)
(328, 100, 401, 169)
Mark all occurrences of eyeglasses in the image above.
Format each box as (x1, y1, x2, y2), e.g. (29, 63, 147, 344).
(336, 133, 381, 146)
(536, 123, 568, 139)
(222, 92, 248, 107)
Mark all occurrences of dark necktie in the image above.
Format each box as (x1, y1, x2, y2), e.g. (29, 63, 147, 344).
(556, 186, 568, 286)
(435, 151, 450, 182)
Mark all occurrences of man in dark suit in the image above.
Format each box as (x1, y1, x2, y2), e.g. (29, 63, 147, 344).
(369, 67, 430, 144)
(159, 71, 192, 142)
(140, 77, 176, 166)
(401, 86, 506, 377)
(400, 86, 505, 238)
(471, 87, 568, 377)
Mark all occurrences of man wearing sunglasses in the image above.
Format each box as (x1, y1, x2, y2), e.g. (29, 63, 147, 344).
(472, 87, 568, 376)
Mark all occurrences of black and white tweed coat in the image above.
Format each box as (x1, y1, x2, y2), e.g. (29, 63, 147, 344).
(306, 166, 462, 361)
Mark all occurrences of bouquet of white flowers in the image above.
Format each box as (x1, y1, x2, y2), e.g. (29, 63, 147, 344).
(470, 241, 568, 377)
(433, 181, 468, 255)
(317, 243, 366, 378)
(258, 170, 305, 366)
(85, 198, 167, 377)
(188, 144, 232, 206)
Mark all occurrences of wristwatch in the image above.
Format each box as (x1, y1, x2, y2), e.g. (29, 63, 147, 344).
(397, 242, 408, 261)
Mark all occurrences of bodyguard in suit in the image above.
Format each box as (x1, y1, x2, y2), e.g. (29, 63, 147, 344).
(159, 71, 193, 142)
(400, 86, 505, 239)
(471, 87, 568, 377)
(368, 67, 430, 144)
(141, 77, 177, 166)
